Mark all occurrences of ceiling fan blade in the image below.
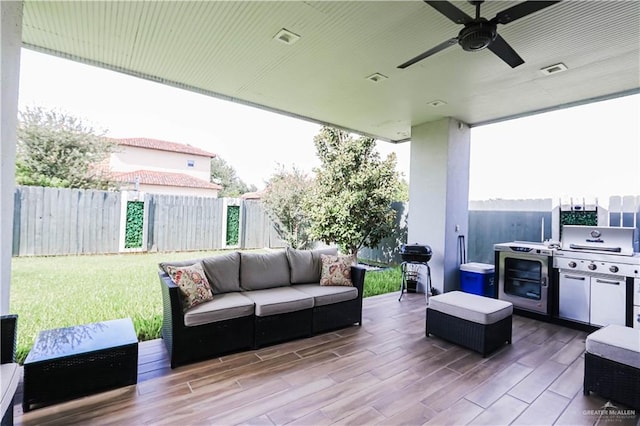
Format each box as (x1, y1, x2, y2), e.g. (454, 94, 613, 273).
(424, 1, 473, 24)
(398, 37, 458, 69)
(487, 34, 524, 68)
(491, 1, 562, 25)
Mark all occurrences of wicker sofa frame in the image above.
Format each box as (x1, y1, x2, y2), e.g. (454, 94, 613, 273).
(583, 351, 640, 410)
(426, 308, 512, 357)
(160, 266, 365, 368)
(1, 315, 18, 426)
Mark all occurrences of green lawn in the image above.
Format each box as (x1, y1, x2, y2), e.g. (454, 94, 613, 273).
(10, 251, 400, 363)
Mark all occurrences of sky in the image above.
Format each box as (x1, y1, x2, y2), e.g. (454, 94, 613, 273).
(18, 49, 640, 203)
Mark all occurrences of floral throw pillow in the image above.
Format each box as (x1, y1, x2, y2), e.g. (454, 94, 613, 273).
(320, 254, 353, 287)
(165, 263, 214, 312)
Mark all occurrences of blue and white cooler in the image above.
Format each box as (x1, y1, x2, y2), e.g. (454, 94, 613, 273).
(460, 262, 495, 298)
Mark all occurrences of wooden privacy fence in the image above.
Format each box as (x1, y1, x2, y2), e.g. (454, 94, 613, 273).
(12, 186, 285, 256)
(13, 186, 638, 261)
(13, 186, 121, 256)
(360, 196, 640, 265)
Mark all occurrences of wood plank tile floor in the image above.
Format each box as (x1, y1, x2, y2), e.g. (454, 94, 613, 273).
(14, 292, 640, 425)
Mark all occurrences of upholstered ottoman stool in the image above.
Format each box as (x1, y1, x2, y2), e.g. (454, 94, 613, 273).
(584, 324, 640, 410)
(426, 291, 513, 357)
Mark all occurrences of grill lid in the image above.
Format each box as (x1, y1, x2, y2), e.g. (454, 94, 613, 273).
(560, 225, 637, 256)
(400, 243, 432, 263)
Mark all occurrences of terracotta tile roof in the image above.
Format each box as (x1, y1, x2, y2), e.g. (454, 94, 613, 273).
(111, 137, 216, 158)
(241, 191, 264, 200)
(112, 170, 223, 190)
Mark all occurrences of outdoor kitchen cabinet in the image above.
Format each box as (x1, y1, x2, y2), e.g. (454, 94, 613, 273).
(590, 275, 627, 326)
(558, 272, 590, 323)
(557, 270, 634, 328)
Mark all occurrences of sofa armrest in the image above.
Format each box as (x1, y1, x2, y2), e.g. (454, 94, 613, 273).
(159, 272, 185, 329)
(0, 315, 17, 364)
(350, 265, 366, 298)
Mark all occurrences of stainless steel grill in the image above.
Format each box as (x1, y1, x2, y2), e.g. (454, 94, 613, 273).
(554, 226, 640, 328)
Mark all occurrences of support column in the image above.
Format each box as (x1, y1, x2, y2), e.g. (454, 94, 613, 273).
(408, 118, 470, 294)
(0, 1, 23, 314)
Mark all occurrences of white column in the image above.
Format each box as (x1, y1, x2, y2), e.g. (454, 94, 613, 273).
(408, 118, 470, 294)
(0, 1, 23, 315)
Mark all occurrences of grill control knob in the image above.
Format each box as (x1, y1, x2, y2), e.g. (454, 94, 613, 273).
(588, 263, 597, 271)
(609, 265, 619, 273)
(568, 261, 577, 268)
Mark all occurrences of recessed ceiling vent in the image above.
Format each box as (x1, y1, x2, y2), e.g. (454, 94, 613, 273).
(273, 28, 300, 45)
(540, 63, 568, 76)
(427, 100, 447, 107)
(366, 73, 388, 83)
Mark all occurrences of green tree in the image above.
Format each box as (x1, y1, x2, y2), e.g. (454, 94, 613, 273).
(396, 177, 410, 202)
(16, 107, 115, 189)
(210, 156, 257, 197)
(306, 127, 400, 258)
(262, 165, 314, 249)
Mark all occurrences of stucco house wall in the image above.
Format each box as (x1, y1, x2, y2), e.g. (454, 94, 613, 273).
(136, 183, 218, 197)
(110, 145, 211, 182)
(108, 138, 222, 197)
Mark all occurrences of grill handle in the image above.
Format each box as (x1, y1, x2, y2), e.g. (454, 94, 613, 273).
(595, 278, 620, 285)
(562, 274, 586, 281)
(568, 244, 622, 253)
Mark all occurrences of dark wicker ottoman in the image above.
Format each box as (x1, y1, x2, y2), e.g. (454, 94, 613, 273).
(583, 325, 640, 410)
(426, 291, 513, 357)
(23, 318, 138, 412)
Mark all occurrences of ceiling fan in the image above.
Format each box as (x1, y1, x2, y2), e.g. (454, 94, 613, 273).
(398, 0, 562, 69)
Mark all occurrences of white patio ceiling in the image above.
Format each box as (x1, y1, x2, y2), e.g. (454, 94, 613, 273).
(21, 1, 640, 142)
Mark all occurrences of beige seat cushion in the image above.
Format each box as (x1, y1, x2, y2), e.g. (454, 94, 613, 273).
(1, 362, 19, 418)
(243, 287, 314, 317)
(428, 291, 513, 325)
(586, 324, 640, 369)
(184, 292, 255, 327)
(293, 284, 358, 307)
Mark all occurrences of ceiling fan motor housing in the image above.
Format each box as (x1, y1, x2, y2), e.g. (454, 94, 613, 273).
(458, 21, 497, 51)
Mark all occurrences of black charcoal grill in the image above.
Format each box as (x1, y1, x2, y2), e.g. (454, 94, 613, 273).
(400, 244, 433, 263)
(399, 244, 432, 301)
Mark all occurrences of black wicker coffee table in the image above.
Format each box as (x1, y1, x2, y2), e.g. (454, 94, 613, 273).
(23, 318, 138, 412)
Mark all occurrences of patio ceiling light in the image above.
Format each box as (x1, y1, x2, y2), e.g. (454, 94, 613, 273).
(366, 73, 388, 83)
(273, 28, 300, 45)
(540, 63, 568, 76)
(427, 100, 447, 107)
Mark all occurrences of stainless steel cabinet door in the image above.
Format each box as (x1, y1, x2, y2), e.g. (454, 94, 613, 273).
(559, 272, 590, 323)
(590, 276, 626, 326)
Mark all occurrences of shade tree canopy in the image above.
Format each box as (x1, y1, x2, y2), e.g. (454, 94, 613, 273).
(261, 165, 314, 249)
(16, 107, 115, 189)
(210, 156, 257, 197)
(306, 127, 401, 258)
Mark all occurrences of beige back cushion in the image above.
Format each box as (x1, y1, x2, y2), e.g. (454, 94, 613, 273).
(240, 250, 290, 290)
(287, 247, 339, 284)
(159, 251, 241, 294)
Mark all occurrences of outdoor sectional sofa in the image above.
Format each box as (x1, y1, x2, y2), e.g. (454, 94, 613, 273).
(159, 248, 366, 368)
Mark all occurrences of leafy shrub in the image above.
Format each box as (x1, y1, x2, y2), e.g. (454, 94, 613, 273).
(226, 205, 240, 245)
(125, 201, 144, 248)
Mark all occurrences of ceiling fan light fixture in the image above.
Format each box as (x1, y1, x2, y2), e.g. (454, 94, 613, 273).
(540, 63, 568, 76)
(458, 22, 497, 52)
(273, 28, 300, 45)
